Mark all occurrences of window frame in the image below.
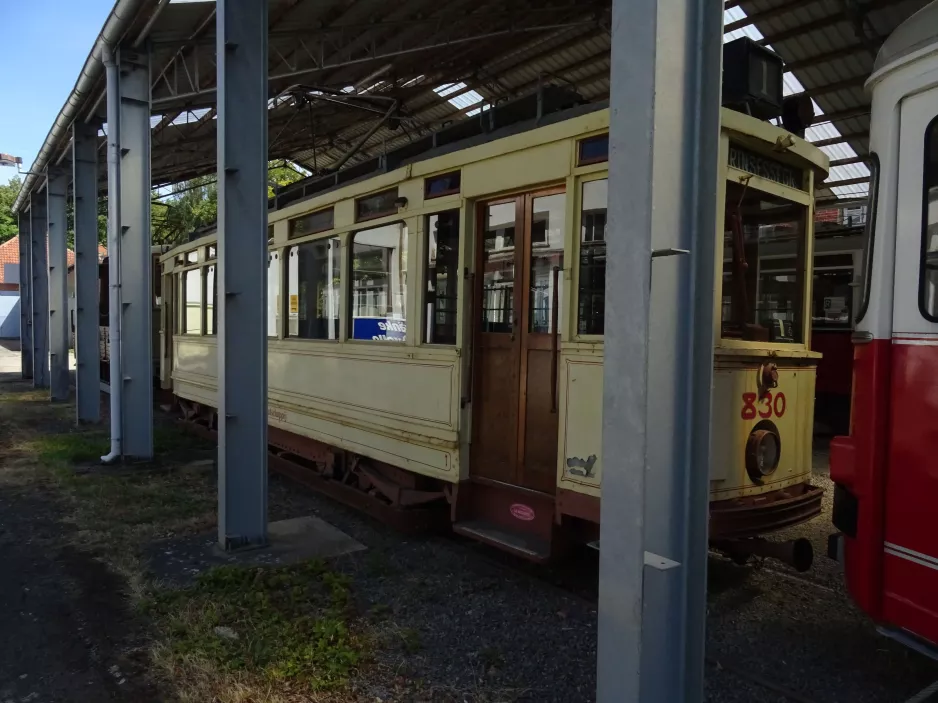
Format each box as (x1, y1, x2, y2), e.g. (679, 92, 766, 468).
(424, 171, 461, 200)
(573, 172, 610, 341)
(180, 263, 204, 336)
(203, 262, 217, 335)
(355, 188, 400, 223)
(347, 220, 409, 344)
(175, 271, 184, 334)
(717, 172, 812, 347)
(918, 117, 938, 322)
(422, 209, 461, 346)
(284, 234, 342, 342)
(288, 207, 335, 239)
(856, 152, 879, 324)
(268, 247, 283, 339)
(577, 134, 609, 167)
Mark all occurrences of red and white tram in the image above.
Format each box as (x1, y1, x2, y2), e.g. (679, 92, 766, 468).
(829, 0, 938, 656)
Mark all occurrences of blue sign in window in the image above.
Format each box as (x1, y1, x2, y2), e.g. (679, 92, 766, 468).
(352, 317, 406, 341)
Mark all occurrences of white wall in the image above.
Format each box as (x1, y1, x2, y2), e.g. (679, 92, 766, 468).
(0, 290, 20, 339)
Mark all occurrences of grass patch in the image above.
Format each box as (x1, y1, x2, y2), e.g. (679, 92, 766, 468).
(7, 422, 218, 596)
(32, 432, 109, 464)
(148, 561, 365, 700)
(0, 384, 375, 702)
(27, 427, 217, 548)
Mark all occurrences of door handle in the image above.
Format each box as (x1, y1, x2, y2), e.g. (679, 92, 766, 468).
(462, 271, 476, 408)
(550, 265, 560, 414)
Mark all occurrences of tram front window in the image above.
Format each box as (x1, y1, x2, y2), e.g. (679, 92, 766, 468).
(722, 182, 807, 343)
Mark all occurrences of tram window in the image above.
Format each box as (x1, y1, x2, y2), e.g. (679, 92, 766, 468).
(267, 251, 281, 338)
(529, 193, 566, 333)
(289, 208, 334, 239)
(813, 266, 853, 330)
(482, 202, 517, 333)
(920, 118, 938, 320)
(287, 238, 340, 340)
(351, 224, 408, 341)
(578, 179, 608, 335)
(721, 182, 807, 343)
(356, 188, 399, 222)
(183, 268, 202, 335)
(578, 135, 609, 166)
(424, 211, 460, 345)
(425, 172, 461, 199)
(204, 265, 217, 335)
(186, 251, 199, 264)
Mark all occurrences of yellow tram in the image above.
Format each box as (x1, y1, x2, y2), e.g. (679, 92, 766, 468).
(159, 91, 829, 566)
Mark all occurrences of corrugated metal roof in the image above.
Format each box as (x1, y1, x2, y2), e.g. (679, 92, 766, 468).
(15, 0, 933, 205)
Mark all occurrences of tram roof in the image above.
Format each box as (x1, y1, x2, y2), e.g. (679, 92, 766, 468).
(12, 0, 935, 213)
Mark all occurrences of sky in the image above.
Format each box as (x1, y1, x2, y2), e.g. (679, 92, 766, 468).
(0, 0, 114, 185)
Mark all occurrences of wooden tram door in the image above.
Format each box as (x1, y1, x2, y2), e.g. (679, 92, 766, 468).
(472, 188, 565, 494)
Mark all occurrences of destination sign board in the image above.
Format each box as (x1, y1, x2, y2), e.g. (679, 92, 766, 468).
(728, 144, 804, 191)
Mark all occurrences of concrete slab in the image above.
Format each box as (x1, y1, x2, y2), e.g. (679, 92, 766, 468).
(0, 341, 20, 376)
(146, 515, 366, 584)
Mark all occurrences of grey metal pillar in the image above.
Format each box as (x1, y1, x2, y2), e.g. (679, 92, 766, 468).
(73, 123, 101, 422)
(47, 169, 70, 402)
(118, 47, 153, 458)
(29, 190, 49, 389)
(596, 0, 723, 700)
(17, 210, 32, 378)
(216, 0, 269, 549)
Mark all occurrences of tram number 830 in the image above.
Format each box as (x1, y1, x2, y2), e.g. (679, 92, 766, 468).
(741, 392, 787, 420)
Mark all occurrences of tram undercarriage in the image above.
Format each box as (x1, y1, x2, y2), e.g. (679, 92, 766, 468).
(173, 396, 821, 570)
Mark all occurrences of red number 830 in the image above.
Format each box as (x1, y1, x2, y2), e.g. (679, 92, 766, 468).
(741, 391, 786, 420)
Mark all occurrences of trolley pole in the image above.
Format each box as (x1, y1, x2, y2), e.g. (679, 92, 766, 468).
(597, 0, 723, 700)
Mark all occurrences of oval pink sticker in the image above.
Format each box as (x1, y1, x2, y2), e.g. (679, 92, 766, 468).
(510, 503, 536, 521)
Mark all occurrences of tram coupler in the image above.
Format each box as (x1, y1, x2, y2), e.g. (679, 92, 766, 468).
(714, 537, 814, 572)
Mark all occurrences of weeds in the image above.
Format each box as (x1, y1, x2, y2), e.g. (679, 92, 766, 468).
(399, 627, 423, 655)
(148, 561, 364, 697)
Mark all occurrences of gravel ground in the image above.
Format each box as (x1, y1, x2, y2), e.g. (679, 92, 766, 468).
(265, 440, 938, 703)
(2, 330, 935, 703)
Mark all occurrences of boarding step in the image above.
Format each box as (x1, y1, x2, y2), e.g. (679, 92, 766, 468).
(453, 520, 551, 561)
(453, 477, 556, 561)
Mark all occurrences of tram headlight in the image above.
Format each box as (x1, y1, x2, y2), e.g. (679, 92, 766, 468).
(746, 426, 781, 482)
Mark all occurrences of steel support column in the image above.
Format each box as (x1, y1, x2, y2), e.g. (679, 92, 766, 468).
(216, 0, 269, 549)
(29, 191, 49, 389)
(47, 169, 70, 402)
(17, 211, 32, 378)
(597, 0, 722, 700)
(73, 123, 101, 422)
(118, 47, 153, 457)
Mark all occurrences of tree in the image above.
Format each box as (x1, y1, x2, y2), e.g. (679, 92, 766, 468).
(65, 196, 108, 250)
(0, 177, 22, 244)
(149, 161, 309, 247)
(268, 160, 307, 197)
(151, 176, 218, 246)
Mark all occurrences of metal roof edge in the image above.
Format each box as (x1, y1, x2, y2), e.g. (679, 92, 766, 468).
(12, 0, 153, 214)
